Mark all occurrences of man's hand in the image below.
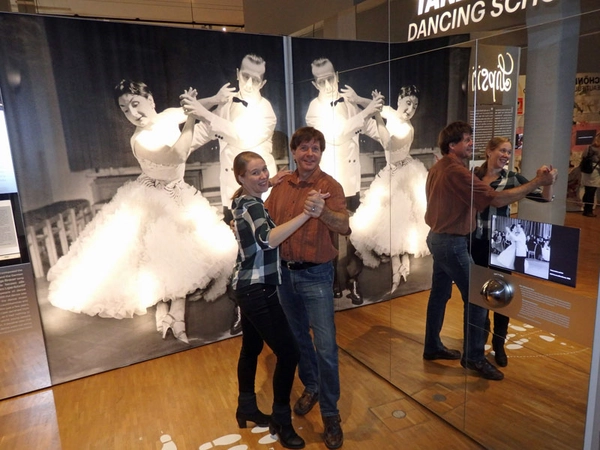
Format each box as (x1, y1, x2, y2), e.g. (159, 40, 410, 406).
(215, 82, 236, 104)
(340, 85, 359, 104)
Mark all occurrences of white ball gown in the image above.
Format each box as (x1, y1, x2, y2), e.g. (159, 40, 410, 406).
(47, 124, 237, 319)
(350, 110, 430, 268)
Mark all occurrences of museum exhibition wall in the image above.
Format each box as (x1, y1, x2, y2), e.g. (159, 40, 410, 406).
(0, 0, 599, 448)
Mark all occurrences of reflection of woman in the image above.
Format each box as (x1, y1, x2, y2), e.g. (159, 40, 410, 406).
(471, 137, 552, 366)
(231, 151, 323, 449)
(350, 86, 429, 291)
(581, 133, 600, 217)
(47, 80, 237, 343)
(541, 240, 550, 261)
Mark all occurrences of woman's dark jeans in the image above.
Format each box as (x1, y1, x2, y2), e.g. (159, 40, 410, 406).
(583, 186, 597, 214)
(234, 283, 299, 422)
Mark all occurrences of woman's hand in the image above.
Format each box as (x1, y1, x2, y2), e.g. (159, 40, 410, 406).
(269, 167, 292, 187)
(535, 165, 558, 186)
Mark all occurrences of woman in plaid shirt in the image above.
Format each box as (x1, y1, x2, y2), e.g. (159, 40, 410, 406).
(471, 137, 553, 367)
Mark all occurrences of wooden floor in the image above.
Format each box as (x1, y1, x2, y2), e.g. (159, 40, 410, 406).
(0, 210, 597, 450)
(0, 335, 484, 450)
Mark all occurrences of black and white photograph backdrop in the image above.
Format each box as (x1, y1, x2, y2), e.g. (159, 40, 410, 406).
(0, 12, 288, 385)
(0, 11, 466, 388)
(290, 37, 467, 307)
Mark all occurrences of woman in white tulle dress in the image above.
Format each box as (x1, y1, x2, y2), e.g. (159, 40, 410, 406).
(350, 86, 430, 291)
(47, 80, 238, 343)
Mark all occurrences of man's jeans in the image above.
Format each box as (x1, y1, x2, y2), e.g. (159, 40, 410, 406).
(278, 261, 340, 418)
(424, 232, 487, 362)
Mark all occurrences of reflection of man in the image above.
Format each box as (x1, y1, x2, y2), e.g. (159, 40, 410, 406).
(265, 127, 349, 449)
(184, 53, 278, 221)
(305, 58, 383, 207)
(423, 121, 556, 381)
(305, 58, 383, 303)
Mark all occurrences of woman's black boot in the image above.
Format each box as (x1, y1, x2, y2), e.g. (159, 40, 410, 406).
(269, 418, 305, 449)
(492, 335, 508, 367)
(236, 392, 270, 428)
(236, 409, 270, 428)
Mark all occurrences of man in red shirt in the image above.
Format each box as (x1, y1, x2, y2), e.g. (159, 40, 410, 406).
(265, 126, 349, 449)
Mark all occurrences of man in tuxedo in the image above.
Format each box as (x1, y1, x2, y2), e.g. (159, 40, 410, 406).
(183, 54, 278, 335)
(305, 57, 383, 303)
(186, 53, 278, 222)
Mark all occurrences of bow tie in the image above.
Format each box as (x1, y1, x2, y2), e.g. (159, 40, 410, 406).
(232, 97, 248, 107)
(330, 97, 344, 107)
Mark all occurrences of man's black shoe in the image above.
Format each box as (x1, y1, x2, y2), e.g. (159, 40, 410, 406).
(293, 390, 318, 416)
(322, 414, 343, 449)
(460, 358, 504, 380)
(423, 347, 461, 361)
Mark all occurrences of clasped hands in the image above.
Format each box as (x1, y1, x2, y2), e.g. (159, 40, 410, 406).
(179, 83, 237, 121)
(304, 189, 330, 218)
(536, 165, 558, 186)
(339, 85, 384, 116)
(179, 87, 207, 120)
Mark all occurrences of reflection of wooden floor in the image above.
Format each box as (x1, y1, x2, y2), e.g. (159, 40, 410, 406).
(337, 210, 600, 450)
(337, 288, 591, 449)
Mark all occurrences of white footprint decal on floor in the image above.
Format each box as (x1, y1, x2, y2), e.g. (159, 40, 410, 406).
(163, 425, 276, 449)
(160, 434, 177, 450)
(258, 434, 277, 445)
(199, 434, 242, 450)
(506, 343, 523, 350)
(250, 425, 276, 445)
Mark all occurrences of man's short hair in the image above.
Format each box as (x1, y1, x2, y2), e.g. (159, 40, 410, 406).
(311, 58, 333, 77)
(243, 53, 265, 66)
(290, 126, 326, 152)
(438, 121, 473, 155)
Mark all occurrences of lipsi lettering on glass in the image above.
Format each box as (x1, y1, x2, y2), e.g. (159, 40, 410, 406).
(471, 52, 515, 102)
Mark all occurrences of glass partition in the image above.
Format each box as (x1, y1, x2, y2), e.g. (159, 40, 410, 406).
(334, 1, 600, 449)
(463, 8, 600, 448)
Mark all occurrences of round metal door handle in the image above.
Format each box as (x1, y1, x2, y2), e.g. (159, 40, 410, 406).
(480, 278, 514, 308)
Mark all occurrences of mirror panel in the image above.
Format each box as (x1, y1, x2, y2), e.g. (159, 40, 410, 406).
(336, 2, 600, 449)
